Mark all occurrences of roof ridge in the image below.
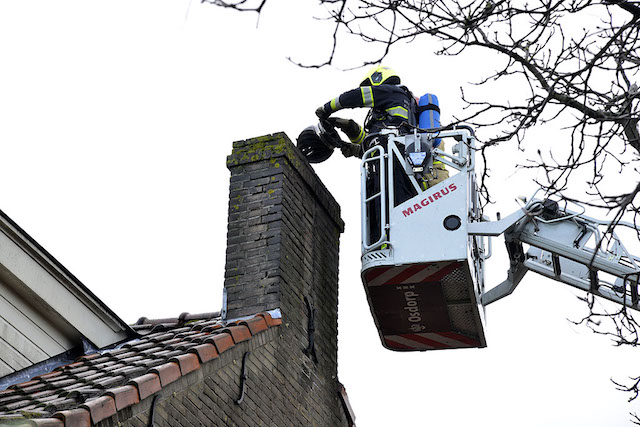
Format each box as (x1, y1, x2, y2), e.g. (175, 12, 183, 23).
(132, 311, 222, 328)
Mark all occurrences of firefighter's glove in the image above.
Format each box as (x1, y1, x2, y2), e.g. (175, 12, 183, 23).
(330, 118, 354, 131)
(315, 106, 329, 120)
(329, 118, 362, 142)
(341, 142, 362, 159)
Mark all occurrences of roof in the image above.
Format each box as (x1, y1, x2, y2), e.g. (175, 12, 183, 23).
(0, 311, 282, 426)
(0, 208, 135, 380)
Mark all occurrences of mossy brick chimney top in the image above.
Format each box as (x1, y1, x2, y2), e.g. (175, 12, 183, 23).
(224, 132, 344, 320)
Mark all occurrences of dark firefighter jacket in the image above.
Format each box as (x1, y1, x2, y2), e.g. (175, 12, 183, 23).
(319, 84, 416, 145)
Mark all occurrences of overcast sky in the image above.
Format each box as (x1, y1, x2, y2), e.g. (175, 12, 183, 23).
(1, 1, 638, 425)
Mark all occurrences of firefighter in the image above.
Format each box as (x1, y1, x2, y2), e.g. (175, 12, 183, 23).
(315, 65, 415, 158)
(315, 65, 448, 188)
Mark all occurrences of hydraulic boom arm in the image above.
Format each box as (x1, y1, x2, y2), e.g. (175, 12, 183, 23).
(470, 192, 640, 311)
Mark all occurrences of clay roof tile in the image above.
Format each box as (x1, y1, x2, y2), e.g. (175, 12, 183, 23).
(240, 316, 269, 335)
(52, 408, 91, 426)
(149, 362, 181, 387)
(104, 385, 140, 411)
(170, 354, 200, 376)
(223, 325, 252, 343)
(188, 343, 219, 363)
(257, 312, 282, 327)
(126, 373, 161, 401)
(204, 332, 235, 354)
(80, 395, 117, 424)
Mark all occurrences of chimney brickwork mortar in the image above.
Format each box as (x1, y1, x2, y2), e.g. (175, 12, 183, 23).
(224, 133, 349, 426)
(225, 132, 344, 319)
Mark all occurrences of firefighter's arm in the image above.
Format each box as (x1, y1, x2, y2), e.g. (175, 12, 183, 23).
(316, 87, 373, 118)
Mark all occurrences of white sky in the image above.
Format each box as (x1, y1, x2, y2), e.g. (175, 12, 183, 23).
(0, 1, 638, 425)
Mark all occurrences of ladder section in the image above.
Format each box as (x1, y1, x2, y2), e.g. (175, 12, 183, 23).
(361, 145, 388, 251)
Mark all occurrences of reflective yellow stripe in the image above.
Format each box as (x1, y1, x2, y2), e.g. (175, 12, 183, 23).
(361, 87, 374, 107)
(330, 97, 341, 111)
(385, 106, 408, 119)
(350, 127, 365, 144)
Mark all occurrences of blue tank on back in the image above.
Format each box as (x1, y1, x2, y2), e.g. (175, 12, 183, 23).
(418, 93, 441, 147)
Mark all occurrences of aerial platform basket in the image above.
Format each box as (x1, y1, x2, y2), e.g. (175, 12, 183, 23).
(360, 127, 487, 351)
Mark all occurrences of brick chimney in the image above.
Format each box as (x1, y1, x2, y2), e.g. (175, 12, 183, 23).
(224, 132, 344, 318)
(224, 134, 346, 406)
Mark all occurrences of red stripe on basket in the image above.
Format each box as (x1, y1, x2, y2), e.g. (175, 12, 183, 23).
(423, 261, 461, 282)
(384, 264, 430, 285)
(405, 334, 451, 349)
(364, 266, 392, 283)
(384, 337, 415, 350)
